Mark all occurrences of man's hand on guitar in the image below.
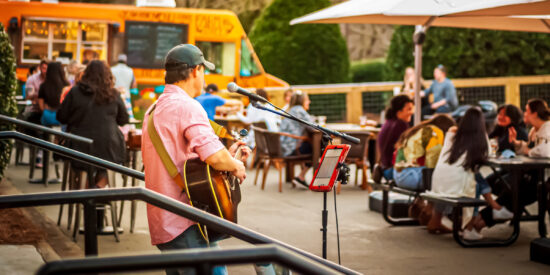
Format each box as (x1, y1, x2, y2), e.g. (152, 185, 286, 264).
(232, 159, 247, 183)
(229, 141, 251, 163)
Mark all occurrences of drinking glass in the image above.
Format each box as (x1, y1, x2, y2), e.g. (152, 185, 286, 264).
(359, 115, 368, 128)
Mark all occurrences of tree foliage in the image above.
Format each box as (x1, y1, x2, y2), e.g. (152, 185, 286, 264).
(351, 61, 385, 82)
(0, 23, 18, 179)
(385, 26, 550, 81)
(249, 0, 350, 85)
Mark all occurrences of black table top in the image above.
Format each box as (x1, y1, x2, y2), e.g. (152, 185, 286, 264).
(487, 155, 550, 169)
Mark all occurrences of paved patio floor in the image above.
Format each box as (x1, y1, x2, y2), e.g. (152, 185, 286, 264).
(2, 151, 550, 274)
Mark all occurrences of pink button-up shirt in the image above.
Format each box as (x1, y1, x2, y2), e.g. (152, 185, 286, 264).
(142, 84, 225, 245)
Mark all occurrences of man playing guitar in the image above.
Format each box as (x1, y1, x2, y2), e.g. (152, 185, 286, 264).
(141, 44, 250, 275)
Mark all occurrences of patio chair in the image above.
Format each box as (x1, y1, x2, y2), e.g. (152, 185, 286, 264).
(252, 126, 312, 192)
(338, 131, 373, 194)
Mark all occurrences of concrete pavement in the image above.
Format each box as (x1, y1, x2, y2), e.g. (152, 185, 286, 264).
(1, 152, 550, 274)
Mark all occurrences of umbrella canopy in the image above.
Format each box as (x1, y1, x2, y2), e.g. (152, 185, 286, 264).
(290, 0, 550, 33)
(290, 0, 550, 124)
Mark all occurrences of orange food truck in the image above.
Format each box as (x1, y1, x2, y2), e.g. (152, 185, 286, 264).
(1, 0, 287, 89)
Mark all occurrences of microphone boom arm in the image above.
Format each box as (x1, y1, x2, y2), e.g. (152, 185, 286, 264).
(251, 100, 360, 145)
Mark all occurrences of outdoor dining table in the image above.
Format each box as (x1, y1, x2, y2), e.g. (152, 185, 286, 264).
(486, 156, 550, 245)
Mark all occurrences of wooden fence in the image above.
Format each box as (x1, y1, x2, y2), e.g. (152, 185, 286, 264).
(253, 74, 550, 123)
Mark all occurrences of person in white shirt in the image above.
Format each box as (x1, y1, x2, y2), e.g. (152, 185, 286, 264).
(237, 88, 279, 148)
(427, 107, 512, 237)
(111, 54, 137, 119)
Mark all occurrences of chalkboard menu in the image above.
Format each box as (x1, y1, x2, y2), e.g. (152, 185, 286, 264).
(125, 21, 188, 68)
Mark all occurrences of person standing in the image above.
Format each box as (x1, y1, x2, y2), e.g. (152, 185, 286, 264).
(141, 44, 256, 275)
(23, 60, 47, 166)
(57, 60, 129, 188)
(195, 83, 242, 121)
(111, 54, 137, 120)
(422, 65, 458, 115)
(38, 61, 69, 126)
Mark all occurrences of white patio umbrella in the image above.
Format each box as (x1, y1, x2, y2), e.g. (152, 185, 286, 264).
(290, 0, 550, 125)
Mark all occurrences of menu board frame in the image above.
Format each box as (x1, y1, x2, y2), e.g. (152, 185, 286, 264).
(124, 21, 188, 69)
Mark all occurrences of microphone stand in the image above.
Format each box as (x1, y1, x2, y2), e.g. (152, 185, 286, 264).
(250, 99, 359, 261)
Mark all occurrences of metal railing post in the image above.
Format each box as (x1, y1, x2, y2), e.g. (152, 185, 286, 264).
(83, 199, 98, 256)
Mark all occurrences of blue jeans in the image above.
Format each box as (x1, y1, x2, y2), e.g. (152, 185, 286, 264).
(383, 167, 394, 181)
(393, 167, 424, 191)
(157, 225, 227, 275)
(157, 226, 276, 275)
(474, 173, 492, 216)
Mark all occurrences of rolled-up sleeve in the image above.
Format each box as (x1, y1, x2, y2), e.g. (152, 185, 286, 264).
(182, 104, 225, 161)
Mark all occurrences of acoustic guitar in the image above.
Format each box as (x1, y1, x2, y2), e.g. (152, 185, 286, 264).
(182, 130, 247, 242)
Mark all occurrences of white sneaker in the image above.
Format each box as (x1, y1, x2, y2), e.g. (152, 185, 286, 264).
(463, 228, 483, 241)
(493, 207, 514, 220)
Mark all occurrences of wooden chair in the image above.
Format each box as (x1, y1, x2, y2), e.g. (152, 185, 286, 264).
(338, 131, 373, 193)
(252, 126, 270, 186)
(252, 126, 312, 192)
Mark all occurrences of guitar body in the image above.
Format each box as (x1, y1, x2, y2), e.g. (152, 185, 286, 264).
(183, 158, 241, 241)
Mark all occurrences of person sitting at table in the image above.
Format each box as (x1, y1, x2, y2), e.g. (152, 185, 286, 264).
(481, 104, 530, 197)
(236, 88, 279, 148)
(282, 88, 294, 112)
(427, 107, 512, 236)
(466, 98, 550, 239)
(195, 83, 243, 120)
(57, 60, 129, 188)
(393, 114, 456, 191)
(375, 95, 414, 181)
(280, 90, 314, 187)
(421, 64, 458, 117)
(489, 104, 528, 153)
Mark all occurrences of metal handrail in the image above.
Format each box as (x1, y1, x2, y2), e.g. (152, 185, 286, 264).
(0, 188, 360, 275)
(0, 114, 93, 144)
(0, 131, 143, 180)
(36, 244, 339, 275)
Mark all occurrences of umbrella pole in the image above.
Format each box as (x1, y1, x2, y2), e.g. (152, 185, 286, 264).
(413, 25, 426, 125)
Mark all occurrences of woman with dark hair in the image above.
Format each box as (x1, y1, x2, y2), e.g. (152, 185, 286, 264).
(38, 61, 69, 126)
(280, 90, 314, 187)
(467, 99, 550, 238)
(427, 107, 511, 236)
(376, 94, 414, 180)
(489, 104, 528, 153)
(57, 60, 129, 187)
(393, 114, 456, 191)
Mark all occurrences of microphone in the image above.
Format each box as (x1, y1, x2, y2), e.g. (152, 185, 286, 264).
(227, 82, 268, 103)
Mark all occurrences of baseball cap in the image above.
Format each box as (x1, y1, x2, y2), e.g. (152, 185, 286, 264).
(117, 54, 127, 63)
(164, 44, 215, 71)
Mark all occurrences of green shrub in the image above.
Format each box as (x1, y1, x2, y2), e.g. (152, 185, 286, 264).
(249, 0, 350, 85)
(385, 26, 550, 81)
(0, 23, 18, 179)
(351, 61, 385, 82)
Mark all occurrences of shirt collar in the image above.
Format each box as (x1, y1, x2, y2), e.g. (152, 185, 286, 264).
(164, 84, 193, 99)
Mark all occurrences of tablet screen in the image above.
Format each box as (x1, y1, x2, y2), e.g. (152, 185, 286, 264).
(311, 148, 343, 187)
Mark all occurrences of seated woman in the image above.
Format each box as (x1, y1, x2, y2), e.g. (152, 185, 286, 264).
(57, 60, 129, 188)
(376, 95, 414, 180)
(393, 114, 456, 191)
(489, 104, 528, 153)
(280, 91, 313, 187)
(467, 99, 550, 239)
(427, 107, 511, 235)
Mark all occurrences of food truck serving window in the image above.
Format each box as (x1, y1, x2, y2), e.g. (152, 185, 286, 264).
(195, 41, 235, 76)
(21, 19, 107, 64)
(125, 21, 188, 69)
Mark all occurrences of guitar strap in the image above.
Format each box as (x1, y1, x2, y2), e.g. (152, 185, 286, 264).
(146, 103, 232, 243)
